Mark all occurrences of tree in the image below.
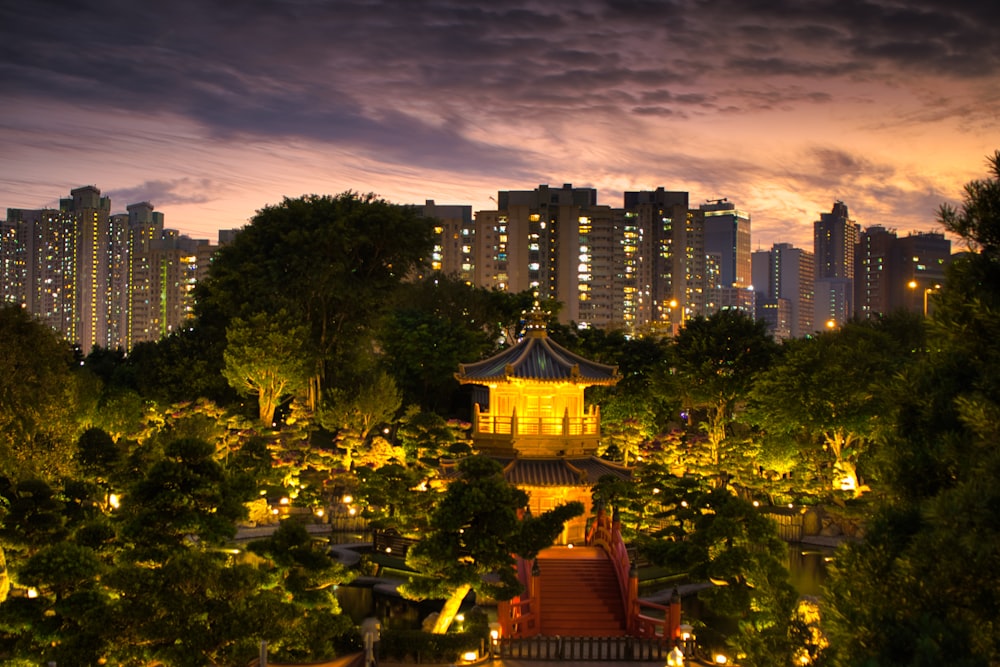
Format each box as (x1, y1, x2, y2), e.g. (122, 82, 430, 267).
(823, 150, 1000, 665)
(223, 312, 312, 426)
(663, 309, 777, 488)
(118, 438, 251, 560)
(748, 319, 917, 497)
(377, 274, 505, 412)
(196, 192, 436, 406)
(640, 478, 810, 666)
(0, 306, 83, 482)
(320, 370, 402, 469)
(401, 456, 582, 634)
(598, 393, 657, 466)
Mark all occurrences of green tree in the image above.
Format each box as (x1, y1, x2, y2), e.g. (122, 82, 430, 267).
(320, 370, 402, 469)
(402, 456, 582, 634)
(748, 319, 917, 497)
(355, 462, 437, 536)
(823, 150, 1000, 665)
(223, 312, 312, 426)
(641, 480, 808, 666)
(378, 274, 504, 412)
(598, 393, 657, 466)
(664, 309, 777, 488)
(118, 438, 251, 560)
(0, 306, 83, 482)
(395, 406, 472, 465)
(196, 192, 436, 407)
(9, 541, 111, 666)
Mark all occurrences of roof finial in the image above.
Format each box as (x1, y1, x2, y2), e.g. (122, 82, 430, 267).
(524, 301, 549, 336)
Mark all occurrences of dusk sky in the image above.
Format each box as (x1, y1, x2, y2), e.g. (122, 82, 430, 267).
(2, 0, 997, 250)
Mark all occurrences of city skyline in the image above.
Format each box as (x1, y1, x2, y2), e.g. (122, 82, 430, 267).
(2, 1, 996, 249)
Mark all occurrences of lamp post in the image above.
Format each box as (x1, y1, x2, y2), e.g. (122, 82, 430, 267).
(908, 280, 941, 316)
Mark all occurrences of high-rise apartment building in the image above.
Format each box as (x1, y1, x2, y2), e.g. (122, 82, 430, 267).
(622, 189, 692, 333)
(471, 185, 629, 329)
(855, 226, 951, 318)
(700, 198, 754, 317)
(3, 187, 215, 352)
(461, 186, 754, 335)
(421, 200, 474, 282)
(814, 201, 859, 328)
(752, 243, 815, 339)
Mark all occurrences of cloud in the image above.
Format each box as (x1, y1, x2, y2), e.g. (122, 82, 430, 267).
(107, 179, 218, 209)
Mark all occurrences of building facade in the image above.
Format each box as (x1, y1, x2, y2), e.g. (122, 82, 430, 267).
(2, 187, 216, 352)
(752, 243, 815, 340)
(814, 201, 859, 328)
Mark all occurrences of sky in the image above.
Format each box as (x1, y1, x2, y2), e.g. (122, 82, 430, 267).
(1, 0, 998, 250)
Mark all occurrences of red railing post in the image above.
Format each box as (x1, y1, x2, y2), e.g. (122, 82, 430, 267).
(668, 588, 681, 641)
(628, 563, 639, 636)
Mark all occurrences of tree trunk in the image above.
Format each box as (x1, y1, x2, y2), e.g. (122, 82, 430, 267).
(259, 388, 277, 426)
(431, 583, 472, 634)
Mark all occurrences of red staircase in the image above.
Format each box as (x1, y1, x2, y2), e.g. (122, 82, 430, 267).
(497, 509, 679, 640)
(535, 546, 628, 636)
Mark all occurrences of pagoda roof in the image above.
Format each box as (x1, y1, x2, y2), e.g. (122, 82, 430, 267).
(455, 328, 620, 386)
(440, 456, 631, 487)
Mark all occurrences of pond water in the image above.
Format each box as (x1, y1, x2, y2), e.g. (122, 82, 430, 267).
(335, 581, 449, 630)
(785, 543, 834, 598)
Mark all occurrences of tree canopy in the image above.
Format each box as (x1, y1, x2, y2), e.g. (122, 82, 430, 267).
(196, 192, 436, 405)
(823, 150, 1000, 665)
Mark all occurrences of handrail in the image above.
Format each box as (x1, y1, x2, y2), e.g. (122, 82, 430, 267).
(473, 412, 600, 436)
(585, 508, 633, 632)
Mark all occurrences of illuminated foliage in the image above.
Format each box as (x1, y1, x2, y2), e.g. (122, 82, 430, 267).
(662, 309, 777, 489)
(402, 456, 582, 634)
(223, 312, 313, 426)
(0, 306, 83, 482)
(196, 192, 436, 405)
(748, 318, 918, 498)
(824, 150, 1000, 665)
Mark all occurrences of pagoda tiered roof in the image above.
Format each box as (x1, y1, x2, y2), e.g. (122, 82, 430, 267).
(439, 455, 631, 487)
(455, 325, 619, 386)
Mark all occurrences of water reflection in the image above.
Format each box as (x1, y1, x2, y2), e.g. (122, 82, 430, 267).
(784, 543, 833, 597)
(336, 582, 443, 630)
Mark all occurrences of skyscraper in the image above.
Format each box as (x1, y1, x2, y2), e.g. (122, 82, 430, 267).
(3, 187, 216, 352)
(854, 227, 951, 319)
(622, 188, 692, 333)
(473, 184, 629, 329)
(752, 243, 814, 339)
(700, 198, 754, 317)
(421, 200, 474, 282)
(814, 201, 858, 329)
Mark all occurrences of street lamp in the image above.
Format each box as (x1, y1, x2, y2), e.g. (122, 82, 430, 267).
(908, 281, 941, 316)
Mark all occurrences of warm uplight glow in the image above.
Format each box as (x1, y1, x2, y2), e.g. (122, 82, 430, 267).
(315, 508, 325, 517)
(667, 646, 685, 666)
(714, 654, 729, 664)
(279, 497, 290, 505)
(840, 476, 856, 491)
(27, 588, 38, 599)
(342, 495, 353, 504)
(752, 500, 759, 507)
(462, 651, 478, 662)
(108, 493, 120, 509)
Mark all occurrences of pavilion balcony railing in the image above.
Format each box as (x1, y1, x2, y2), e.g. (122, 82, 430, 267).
(473, 413, 600, 437)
